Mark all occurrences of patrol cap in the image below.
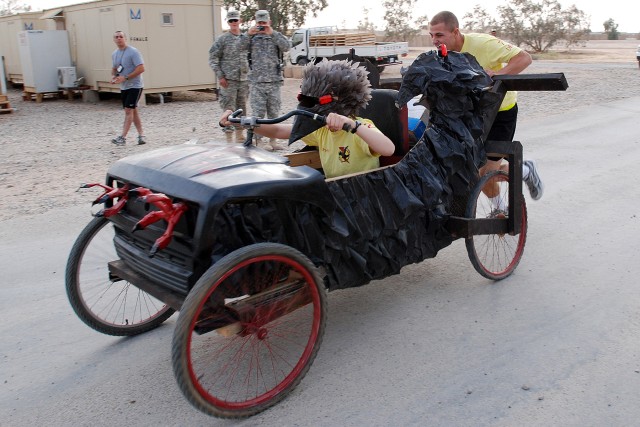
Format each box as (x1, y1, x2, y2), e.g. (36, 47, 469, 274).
(226, 10, 240, 21)
(255, 10, 270, 21)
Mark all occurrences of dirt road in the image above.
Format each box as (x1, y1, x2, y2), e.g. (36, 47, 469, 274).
(1, 93, 639, 426)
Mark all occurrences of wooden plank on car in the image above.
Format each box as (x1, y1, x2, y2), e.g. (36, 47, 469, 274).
(285, 150, 322, 169)
(493, 73, 569, 91)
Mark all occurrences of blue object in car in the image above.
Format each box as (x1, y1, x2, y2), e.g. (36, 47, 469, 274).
(408, 117, 426, 141)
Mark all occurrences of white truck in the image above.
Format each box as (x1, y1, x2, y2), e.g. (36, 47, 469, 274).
(288, 27, 409, 73)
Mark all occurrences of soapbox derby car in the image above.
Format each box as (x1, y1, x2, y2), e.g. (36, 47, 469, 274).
(65, 50, 567, 418)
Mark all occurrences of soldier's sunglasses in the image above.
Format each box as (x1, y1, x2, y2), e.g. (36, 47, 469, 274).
(228, 19, 239, 23)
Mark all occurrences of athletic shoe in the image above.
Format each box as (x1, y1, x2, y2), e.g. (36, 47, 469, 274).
(488, 208, 508, 219)
(111, 135, 126, 145)
(523, 159, 544, 200)
(137, 135, 147, 145)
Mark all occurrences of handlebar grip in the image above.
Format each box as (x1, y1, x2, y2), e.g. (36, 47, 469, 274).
(312, 114, 351, 132)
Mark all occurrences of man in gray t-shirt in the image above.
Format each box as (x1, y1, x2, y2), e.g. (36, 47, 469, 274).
(110, 31, 146, 145)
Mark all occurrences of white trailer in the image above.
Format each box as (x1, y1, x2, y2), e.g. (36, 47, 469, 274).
(0, 11, 52, 84)
(38, 0, 224, 95)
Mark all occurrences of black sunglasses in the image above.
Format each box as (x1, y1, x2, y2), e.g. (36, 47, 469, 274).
(297, 93, 333, 108)
(228, 19, 239, 23)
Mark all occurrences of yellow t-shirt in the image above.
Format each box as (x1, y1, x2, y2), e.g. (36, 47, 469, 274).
(301, 117, 382, 178)
(461, 33, 521, 111)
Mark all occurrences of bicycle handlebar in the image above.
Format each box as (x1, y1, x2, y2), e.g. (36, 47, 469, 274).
(228, 109, 353, 132)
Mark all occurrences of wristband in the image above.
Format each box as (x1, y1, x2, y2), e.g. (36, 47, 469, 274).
(350, 120, 362, 134)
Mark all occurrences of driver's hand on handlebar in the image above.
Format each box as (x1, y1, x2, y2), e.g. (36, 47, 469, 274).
(325, 113, 355, 132)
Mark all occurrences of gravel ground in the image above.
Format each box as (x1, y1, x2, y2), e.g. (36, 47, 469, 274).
(1, 40, 638, 221)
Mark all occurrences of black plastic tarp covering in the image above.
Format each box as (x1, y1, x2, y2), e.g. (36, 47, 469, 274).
(398, 50, 502, 194)
(320, 148, 452, 289)
(211, 50, 502, 290)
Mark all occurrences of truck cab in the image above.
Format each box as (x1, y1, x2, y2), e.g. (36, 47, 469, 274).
(290, 27, 335, 66)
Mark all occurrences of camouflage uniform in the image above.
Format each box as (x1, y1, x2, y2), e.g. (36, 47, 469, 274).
(248, 31, 291, 118)
(209, 31, 250, 113)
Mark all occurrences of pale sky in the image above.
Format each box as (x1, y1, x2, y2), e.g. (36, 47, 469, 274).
(303, 0, 639, 33)
(24, 0, 640, 33)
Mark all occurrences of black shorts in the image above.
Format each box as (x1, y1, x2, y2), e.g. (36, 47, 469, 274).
(487, 104, 518, 161)
(121, 88, 143, 109)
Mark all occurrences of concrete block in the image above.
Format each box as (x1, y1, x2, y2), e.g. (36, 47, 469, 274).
(82, 90, 100, 103)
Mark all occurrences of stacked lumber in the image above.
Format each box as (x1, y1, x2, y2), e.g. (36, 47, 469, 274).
(0, 94, 12, 114)
(309, 32, 376, 46)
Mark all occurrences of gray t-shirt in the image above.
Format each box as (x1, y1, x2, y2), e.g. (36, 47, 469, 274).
(112, 45, 144, 89)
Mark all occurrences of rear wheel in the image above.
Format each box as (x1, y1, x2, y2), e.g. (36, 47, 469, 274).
(172, 243, 327, 418)
(465, 171, 527, 280)
(65, 217, 175, 335)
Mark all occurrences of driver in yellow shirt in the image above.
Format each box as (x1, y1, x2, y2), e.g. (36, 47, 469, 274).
(220, 59, 395, 178)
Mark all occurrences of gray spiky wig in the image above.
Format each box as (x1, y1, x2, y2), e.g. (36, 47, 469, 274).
(300, 59, 372, 117)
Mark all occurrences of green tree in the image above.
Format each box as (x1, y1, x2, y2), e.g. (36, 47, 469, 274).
(468, 0, 589, 52)
(382, 0, 426, 41)
(603, 18, 619, 40)
(462, 5, 498, 33)
(0, 0, 31, 16)
(357, 7, 377, 32)
(562, 4, 590, 48)
(223, 0, 328, 33)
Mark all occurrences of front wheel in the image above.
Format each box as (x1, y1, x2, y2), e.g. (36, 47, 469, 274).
(172, 243, 327, 418)
(65, 217, 175, 335)
(465, 170, 527, 280)
(296, 57, 309, 66)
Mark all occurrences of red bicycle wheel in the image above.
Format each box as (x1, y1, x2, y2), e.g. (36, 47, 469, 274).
(172, 243, 327, 418)
(465, 170, 528, 280)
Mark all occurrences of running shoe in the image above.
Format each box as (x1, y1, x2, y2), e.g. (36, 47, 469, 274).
(111, 135, 126, 145)
(523, 159, 544, 200)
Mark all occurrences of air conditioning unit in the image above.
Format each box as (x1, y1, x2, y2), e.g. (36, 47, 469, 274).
(57, 66, 77, 88)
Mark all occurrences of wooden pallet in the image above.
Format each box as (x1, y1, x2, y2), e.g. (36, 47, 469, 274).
(309, 32, 376, 46)
(0, 94, 13, 114)
(22, 87, 61, 103)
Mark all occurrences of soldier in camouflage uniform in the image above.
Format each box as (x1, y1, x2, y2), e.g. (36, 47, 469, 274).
(247, 10, 291, 150)
(209, 10, 250, 133)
